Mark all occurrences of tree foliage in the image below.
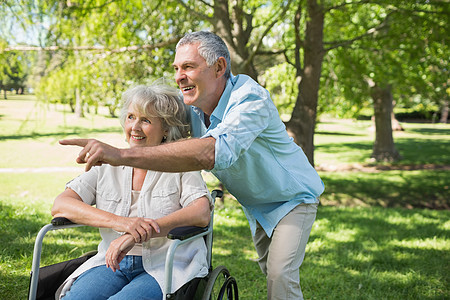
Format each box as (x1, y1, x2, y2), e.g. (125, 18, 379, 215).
(317, 0, 449, 161)
(1, 0, 448, 162)
(322, 0, 449, 117)
(259, 0, 448, 162)
(18, 0, 203, 115)
(0, 49, 34, 98)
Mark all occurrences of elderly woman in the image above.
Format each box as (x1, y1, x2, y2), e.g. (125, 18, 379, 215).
(51, 82, 212, 300)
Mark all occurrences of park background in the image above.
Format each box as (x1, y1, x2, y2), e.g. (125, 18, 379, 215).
(1, 1, 449, 299)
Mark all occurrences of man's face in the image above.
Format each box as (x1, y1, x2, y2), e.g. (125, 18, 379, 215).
(173, 43, 221, 110)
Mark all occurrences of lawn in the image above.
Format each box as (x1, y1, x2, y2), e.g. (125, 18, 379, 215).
(0, 94, 449, 299)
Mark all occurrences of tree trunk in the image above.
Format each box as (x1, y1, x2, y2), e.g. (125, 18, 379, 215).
(391, 100, 404, 131)
(440, 100, 448, 123)
(285, 0, 325, 166)
(370, 100, 404, 132)
(391, 111, 404, 131)
(69, 99, 75, 113)
(213, 0, 258, 80)
(371, 84, 402, 162)
(74, 87, 84, 118)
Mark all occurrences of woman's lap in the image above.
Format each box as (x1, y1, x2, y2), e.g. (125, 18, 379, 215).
(62, 256, 162, 300)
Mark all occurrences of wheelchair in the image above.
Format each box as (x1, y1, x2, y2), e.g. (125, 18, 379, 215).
(29, 190, 239, 300)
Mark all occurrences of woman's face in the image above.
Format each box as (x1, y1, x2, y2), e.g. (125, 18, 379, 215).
(124, 104, 167, 148)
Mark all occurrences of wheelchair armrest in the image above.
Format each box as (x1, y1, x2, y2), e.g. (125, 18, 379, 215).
(51, 217, 76, 226)
(167, 226, 209, 240)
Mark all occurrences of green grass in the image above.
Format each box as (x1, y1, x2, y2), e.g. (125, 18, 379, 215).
(315, 119, 450, 166)
(1, 95, 449, 299)
(319, 170, 449, 209)
(305, 207, 449, 299)
(0, 94, 125, 169)
(213, 205, 450, 299)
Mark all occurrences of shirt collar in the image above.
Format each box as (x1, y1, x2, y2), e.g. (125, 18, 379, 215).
(210, 74, 236, 122)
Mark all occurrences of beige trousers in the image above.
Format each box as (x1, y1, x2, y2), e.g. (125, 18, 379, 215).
(252, 203, 318, 300)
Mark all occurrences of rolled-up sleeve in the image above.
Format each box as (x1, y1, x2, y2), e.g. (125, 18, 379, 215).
(205, 94, 271, 171)
(66, 167, 99, 205)
(179, 171, 213, 207)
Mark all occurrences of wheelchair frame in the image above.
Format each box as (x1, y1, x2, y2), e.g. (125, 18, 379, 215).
(28, 189, 238, 300)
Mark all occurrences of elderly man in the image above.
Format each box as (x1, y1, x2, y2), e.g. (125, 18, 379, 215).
(62, 31, 324, 300)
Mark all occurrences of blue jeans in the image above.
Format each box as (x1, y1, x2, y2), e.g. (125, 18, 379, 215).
(62, 256, 162, 300)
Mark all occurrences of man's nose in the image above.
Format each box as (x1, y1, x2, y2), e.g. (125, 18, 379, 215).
(175, 69, 186, 83)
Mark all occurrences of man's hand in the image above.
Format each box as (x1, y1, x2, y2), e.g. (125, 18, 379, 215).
(59, 139, 122, 171)
(105, 234, 135, 272)
(114, 217, 160, 243)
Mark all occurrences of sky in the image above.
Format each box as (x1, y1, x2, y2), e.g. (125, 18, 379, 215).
(2, 4, 44, 46)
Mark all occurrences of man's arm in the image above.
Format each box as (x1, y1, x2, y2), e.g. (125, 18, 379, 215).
(60, 137, 216, 172)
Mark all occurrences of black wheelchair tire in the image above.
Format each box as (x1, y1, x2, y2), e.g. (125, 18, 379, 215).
(201, 265, 238, 300)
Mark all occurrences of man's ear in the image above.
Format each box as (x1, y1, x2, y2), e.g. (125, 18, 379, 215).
(215, 57, 227, 78)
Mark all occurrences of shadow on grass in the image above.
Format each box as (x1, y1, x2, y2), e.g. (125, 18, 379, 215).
(316, 142, 373, 151)
(0, 201, 99, 260)
(406, 127, 450, 135)
(395, 138, 450, 165)
(209, 204, 450, 299)
(212, 207, 266, 298)
(316, 137, 450, 166)
(316, 131, 365, 136)
(0, 201, 98, 299)
(0, 202, 48, 259)
(0, 272, 30, 300)
(1, 126, 122, 141)
(303, 207, 449, 299)
(319, 170, 450, 209)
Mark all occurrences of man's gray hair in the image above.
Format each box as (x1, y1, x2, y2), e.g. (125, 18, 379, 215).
(119, 79, 189, 143)
(176, 31, 231, 79)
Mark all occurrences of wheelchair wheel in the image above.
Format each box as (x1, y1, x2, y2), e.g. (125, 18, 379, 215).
(201, 265, 238, 300)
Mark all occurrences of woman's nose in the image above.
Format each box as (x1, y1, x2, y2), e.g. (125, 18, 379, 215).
(132, 120, 141, 131)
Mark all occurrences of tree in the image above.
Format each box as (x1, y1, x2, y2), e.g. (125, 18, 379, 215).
(0, 50, 33, 98)
(24, 0, 202, 116)
(174, 0, 294, 80)
(3, 0, 447, 164)
(263, 0, 448, 164)
(322, 1, 449, 161)
(283, 0, 326, 165)
(370, 83, 402, 161)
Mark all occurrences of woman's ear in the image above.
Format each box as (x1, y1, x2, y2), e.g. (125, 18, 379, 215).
(162, 129, 169, 142)
(215, 57, 227, 78)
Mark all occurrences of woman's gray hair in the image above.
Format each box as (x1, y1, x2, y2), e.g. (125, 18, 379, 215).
(119, 80, 189, 143)
(176, 31, 231, 79)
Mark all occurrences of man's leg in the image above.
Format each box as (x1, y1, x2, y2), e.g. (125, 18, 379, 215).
(252, 221, 270, 275)
(253, 203, 318, 300)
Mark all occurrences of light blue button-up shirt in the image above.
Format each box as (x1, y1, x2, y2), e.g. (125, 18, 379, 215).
(190, 74, 324, 237)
